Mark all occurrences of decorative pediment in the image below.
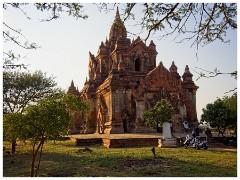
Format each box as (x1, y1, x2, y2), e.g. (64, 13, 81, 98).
(130, 37, 148, 52)
(145, 62, 181, 92)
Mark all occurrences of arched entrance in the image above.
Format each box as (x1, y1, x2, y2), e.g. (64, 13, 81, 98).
(135, 58, 141, 71)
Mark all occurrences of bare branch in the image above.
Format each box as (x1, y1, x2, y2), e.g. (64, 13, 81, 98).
(95, 3, 116, 14)
(16, 4, 32, 20)
(224, 88, 237, 94)
(3, 31, 37, 50)
(193, 67, 237, 80)
(3, 22, 23, 36)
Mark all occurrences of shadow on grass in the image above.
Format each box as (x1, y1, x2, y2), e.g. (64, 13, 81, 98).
(3, 148, 237, 177)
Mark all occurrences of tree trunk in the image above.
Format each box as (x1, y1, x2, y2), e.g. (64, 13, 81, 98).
(30, 139, 45, 177)
(11, 140, 16, 154)
(35, 140, 45, 177)
(30, 144, 37, 177)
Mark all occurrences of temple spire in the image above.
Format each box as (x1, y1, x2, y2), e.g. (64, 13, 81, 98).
(70, 80, 74, 87)
(109, 6, 127, 41)
(170, 61, 177, 73)
(115, 6, 120, 22)
(68, 80, 79, 96)
(84, 76, 88, 85)
(182, 65, 193, 82)
(169, 61, 181, 79)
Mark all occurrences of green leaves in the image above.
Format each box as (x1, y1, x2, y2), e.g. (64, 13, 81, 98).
(34, 3, 88, 21)
(3, 93, 90, 176)
(143, 99, 173, 128)
(222, 93, 237, 130)
(25, 96, 71, 141)
(125, 3, 237, 47)
(201, 94, 237, 132)
(63, 94, 90, 113)
(3, 113, 26, 143)
(3, 70, 59, 114)
(3, 93, 91, 144)
(4, 96, 71, 143)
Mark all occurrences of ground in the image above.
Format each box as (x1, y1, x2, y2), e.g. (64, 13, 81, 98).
(3, 133, 237, 177)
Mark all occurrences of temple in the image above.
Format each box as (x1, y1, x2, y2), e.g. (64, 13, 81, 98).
(68, 7, 199, 134)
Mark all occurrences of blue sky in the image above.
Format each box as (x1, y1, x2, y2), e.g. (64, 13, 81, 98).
(2, 2, 237, 121)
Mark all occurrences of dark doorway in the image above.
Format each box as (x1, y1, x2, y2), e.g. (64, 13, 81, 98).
(135, 58, 141, 71)
(123, 118, 127, 133)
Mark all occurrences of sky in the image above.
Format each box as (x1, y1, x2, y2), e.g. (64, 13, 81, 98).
(2, 2, 237, 121)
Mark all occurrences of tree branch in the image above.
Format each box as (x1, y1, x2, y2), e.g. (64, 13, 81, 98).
(3, 31, 38, 50)
(221, 3, 237, 29)
(145, 3, 179, 41)
(123, 3, 136, 22)
(193, 67, 237, 80)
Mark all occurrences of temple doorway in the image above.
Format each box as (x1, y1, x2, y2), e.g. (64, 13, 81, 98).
(123, 118, 127, 133)
(135, 58, 141, 71)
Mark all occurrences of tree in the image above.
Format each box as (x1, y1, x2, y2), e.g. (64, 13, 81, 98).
(223, 93, 237, 133)
(3, 70, 60, 154)
(122, 3, 237, 47)
(3, 113, 26, 154)
(63, 94, 91, 130)
(63, 93, 90, 113)
(3, 3, 88, 69)
(23, 96, 71, 177)
(201, 98, 235, 135)
(3, 70, 60, 114)
(143, 99, 173, 129)
(3, 93, 90, 176)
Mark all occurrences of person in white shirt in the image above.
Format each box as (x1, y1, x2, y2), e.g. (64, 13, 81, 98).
(183, 121, 189, 133)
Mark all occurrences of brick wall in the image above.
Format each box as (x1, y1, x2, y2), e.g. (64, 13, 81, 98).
(102, 138, 160, 148)
(73, 138, 103, 146)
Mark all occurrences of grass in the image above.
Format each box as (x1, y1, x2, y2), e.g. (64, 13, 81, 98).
(3, 140, 237, 177)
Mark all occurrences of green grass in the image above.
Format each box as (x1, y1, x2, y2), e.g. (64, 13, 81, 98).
(3, 140, 237, 177)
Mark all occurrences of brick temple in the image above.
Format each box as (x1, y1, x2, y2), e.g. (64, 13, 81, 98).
(68, 7, 199, 134)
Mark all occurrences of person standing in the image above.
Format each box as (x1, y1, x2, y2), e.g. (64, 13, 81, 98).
(157, 123, 162, 133)
(205, 128, 212, 142)
(183, 121, 189, 133)
(194, 127, 200, 137)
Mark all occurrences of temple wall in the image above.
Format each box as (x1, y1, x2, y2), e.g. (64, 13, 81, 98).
(84, 98, 97, 134)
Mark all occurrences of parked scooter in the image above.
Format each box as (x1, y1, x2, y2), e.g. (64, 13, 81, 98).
(184, 135, 208, 150)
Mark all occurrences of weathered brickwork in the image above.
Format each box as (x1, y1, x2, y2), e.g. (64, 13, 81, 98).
(102, 138, 159, 148)
(68, 8, 199, 134)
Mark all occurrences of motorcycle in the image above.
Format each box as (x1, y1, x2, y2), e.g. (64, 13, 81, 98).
(184, 135, 208, 150)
